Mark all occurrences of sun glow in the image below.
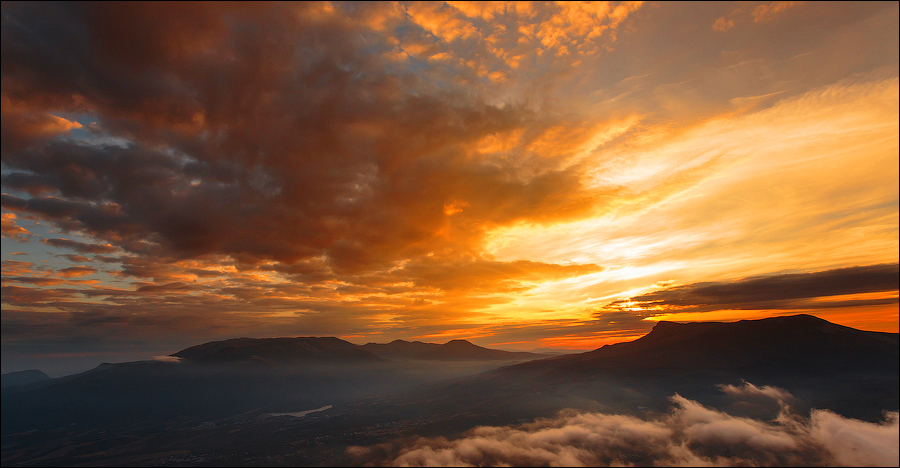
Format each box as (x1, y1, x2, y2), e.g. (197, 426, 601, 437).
(1, 2, 896, 370)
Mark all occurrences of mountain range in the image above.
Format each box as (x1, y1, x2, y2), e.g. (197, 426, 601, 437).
(2, 314, 897, 466)
(506, 313, 898, 377)
(167, 336, 549, 364)
(172, 336, 384, 363)
(470, 314, 899, 420)
(359, 338, 546, 361)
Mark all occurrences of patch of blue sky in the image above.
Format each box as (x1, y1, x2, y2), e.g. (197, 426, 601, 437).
(49, 111, 133, 148)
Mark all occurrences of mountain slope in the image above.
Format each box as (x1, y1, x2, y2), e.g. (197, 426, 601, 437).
(1, 369, 50, 389)
(405, 314, 900, 424)
(2, 314, 896, 466)
(360, 339, 546, 361)
(505, 314, 898, 378)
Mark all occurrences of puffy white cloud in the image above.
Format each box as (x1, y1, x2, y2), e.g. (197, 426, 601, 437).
(809, 410, 899, 467)
(718, 380, 794, 404)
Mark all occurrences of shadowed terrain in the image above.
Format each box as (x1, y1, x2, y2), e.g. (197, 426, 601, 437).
(1, 315, 896, 466)
(1, 370, 49, 390)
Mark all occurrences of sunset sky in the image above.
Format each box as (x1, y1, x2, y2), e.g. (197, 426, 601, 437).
(2, 1, 898, 376)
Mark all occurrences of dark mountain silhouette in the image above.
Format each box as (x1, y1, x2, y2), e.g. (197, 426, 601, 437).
(360, 339, 546, 361)
(417, 314, 899, 423)
(173, 336, 383, 364)
(1, 369, 49, 389)
(2, 337, 549, 433)
(2, 314, 897, 466)
(0, 339, 545, 434)
(506, 314, 898, 378)
(0, 358, 402, 434)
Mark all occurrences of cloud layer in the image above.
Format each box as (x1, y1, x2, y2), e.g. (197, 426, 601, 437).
(356, 383, 899, 467)
(2, 2, 635, 274)
(616, 263, 900, 313)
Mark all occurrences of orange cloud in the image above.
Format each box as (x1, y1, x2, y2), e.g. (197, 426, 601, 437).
(0, 94, 82, 151)
(405, 2, 480, 43)
(752, 1, 800, 22)
(533, 1, 642, 53)
(55, 266, 98, 278)
(447, 2, 509, 22)
(1, 213, 31, 240)
(1, 260, 35, 276)
(712, 17, 734, 31)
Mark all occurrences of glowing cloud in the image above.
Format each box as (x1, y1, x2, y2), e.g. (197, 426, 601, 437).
(1, 2, 896, 369)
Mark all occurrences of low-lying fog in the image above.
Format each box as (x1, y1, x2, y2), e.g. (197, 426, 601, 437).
(349, 382, 899, 467)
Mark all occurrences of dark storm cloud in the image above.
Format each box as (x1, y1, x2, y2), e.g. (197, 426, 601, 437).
(1, 2, 603, 277)
(41, 238, 118, 254)
(59, 254, 92, 263)
(625, 263, 899, 312)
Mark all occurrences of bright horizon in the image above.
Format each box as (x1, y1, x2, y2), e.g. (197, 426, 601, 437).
(2, 1, 898, 377)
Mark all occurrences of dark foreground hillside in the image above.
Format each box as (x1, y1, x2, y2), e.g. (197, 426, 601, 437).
(2, 314, 896, 466)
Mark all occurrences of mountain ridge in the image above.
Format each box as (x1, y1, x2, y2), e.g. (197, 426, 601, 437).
(360, 338, 547, 361)
(172, 336, 550, 364)
(500, 314, 899, 379)
(173, 336, 383, 364)
(2, 313, 896, 464)
(395, 314, 900, 425)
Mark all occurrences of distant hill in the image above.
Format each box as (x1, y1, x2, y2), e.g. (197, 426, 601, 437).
(173, 336, 383, 364)
(1, 369, 49, 389)
(360, 339, 547, 361)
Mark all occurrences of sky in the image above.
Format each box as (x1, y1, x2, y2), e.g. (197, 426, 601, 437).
(1, 1, 898, 376)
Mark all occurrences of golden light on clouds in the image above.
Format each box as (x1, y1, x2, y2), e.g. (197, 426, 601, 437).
(1, 2, 897, 372)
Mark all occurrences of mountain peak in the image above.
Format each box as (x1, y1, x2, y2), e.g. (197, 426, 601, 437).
(543, 314, 898, 377)
(649, 320, 680, 330)
(445, 339, 475, 346)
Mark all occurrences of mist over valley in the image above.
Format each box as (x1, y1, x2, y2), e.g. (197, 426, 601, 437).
(2, 315, 897, 466)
